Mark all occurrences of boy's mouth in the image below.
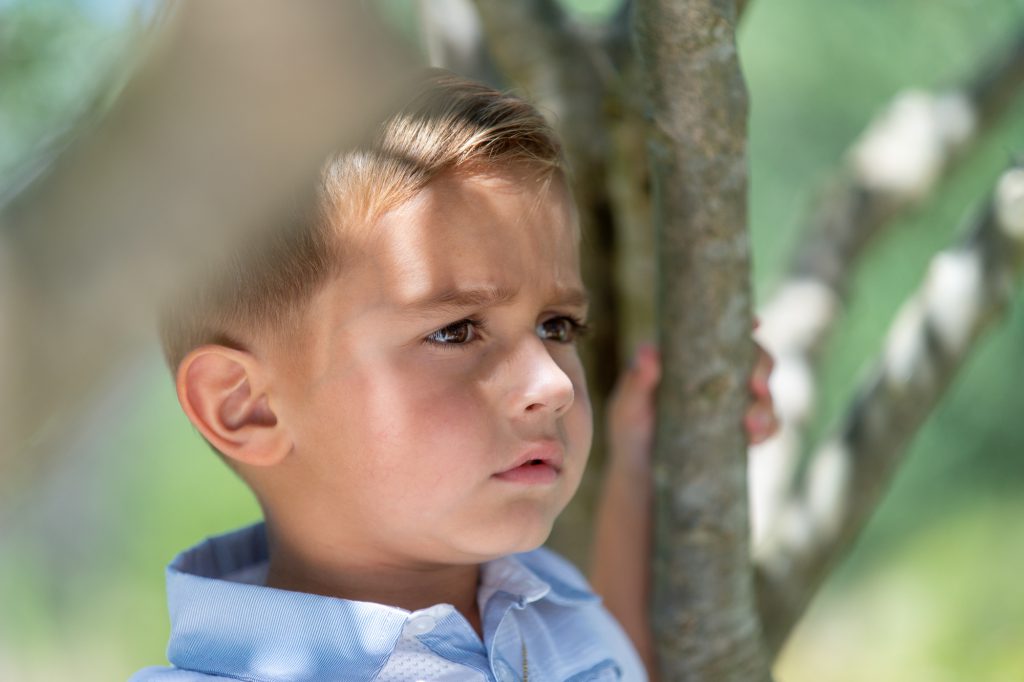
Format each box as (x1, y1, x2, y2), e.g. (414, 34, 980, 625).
(493, 441, 563, 484)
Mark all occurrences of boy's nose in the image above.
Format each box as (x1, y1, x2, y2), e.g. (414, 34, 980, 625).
(507, 336, 575, 419)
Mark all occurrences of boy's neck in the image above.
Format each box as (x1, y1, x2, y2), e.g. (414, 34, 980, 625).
(262, 524, 485, 640)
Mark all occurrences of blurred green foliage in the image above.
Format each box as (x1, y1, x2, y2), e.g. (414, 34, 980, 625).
(1, 0, 1023, 680)
(0, 0, 150, 193)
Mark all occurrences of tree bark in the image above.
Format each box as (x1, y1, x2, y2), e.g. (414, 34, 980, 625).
(634, 0, 771, 679)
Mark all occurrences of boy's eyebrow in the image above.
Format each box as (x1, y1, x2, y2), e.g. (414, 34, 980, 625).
(397, 285, 589, 316)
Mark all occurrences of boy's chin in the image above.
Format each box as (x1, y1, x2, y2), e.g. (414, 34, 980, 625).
(454, 517, 556, 562)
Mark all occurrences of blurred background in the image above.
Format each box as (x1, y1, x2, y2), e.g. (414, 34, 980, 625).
(1, 0, 1023, 680)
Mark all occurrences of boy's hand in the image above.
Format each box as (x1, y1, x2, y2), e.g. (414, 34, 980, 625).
(606, 343, 661, 476)
(745, 324, 779, 446)
(606, 328, 778, 473)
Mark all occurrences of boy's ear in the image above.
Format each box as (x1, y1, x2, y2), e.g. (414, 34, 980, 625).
(176, 345, 292, 467)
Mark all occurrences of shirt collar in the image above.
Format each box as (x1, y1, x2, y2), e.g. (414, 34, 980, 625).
(166, 523, 407, 681)
(478, 551, 598, 609)
(164, 523, 596, 681)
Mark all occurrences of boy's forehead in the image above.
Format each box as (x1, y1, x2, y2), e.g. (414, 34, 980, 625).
(391, 282, 589, 319)
(340, 169, 584, 314)
(348, 166, 578, 245)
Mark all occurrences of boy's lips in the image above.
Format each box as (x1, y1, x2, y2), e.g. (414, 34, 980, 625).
(493, 440, 564, 484)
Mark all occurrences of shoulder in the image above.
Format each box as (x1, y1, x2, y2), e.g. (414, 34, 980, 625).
(128, 666, 232, 681)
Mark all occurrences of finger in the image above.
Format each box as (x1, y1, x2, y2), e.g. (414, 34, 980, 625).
(633, 343, 661, 387)
(744, 402, 779, 444)
(610, 344, 659, 409)
(619, 343, 659, 390)
(749, 347, 773, 400)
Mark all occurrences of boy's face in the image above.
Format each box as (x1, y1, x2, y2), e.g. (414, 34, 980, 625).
(267, 168, 592, 567)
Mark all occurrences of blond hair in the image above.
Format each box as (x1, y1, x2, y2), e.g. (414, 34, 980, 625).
(159, 70, 565, 371)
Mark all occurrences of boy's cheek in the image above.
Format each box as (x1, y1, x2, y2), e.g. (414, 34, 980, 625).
(566, 383, 594, 470)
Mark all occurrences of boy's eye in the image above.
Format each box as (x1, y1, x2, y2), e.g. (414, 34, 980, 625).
(425, 318, 482, 347)
(424, 315, 589, 349)
(537, 316, 589, 343)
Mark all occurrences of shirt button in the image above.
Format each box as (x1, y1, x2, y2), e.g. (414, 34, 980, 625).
(495, 659, 516, 682)
(405, 614, 437, 636)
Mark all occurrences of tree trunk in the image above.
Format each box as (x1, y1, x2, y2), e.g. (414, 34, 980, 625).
(634, 0, 771, 679)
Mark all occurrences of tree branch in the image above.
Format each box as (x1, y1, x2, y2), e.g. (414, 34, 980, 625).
(790, 30, 1024, 298)
(604, 0, 635, 73)
(418, 0, 503, 86)
(748, 28, 1024, 577)
(605, 0, 754, 73)
(471, 0, 610, 168)
(755, 163, 1024, 655)
(969, 30, 1024, 128)
(635, 0, 771, 678)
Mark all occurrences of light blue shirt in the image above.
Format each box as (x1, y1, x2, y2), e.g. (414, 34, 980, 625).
(131, 523, 647, 681)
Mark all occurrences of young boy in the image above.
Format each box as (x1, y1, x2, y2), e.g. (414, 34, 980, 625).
(133, 72, 775, 682)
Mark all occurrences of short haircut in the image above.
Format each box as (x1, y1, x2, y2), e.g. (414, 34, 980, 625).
(159, 70, 565, 372)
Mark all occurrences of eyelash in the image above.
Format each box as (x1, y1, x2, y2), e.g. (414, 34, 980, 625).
(424, 315, 590, 350)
